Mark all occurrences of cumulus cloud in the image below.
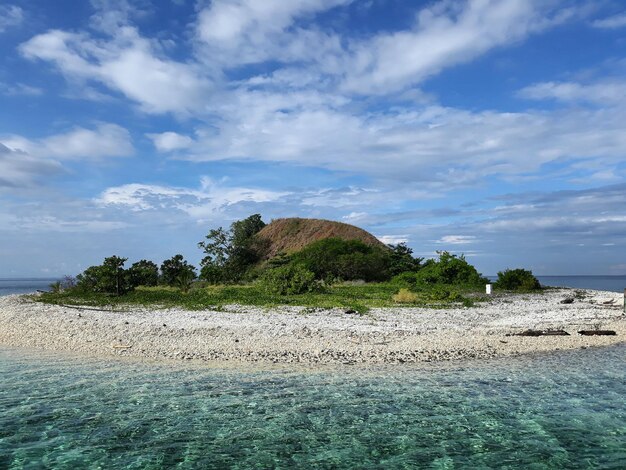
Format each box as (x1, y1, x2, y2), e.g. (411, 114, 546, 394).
(0, 5, 23, 33)
(147, 132, 194, 152)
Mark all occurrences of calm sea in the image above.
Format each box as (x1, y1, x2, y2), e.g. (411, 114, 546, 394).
(0, 345, 624, 468)
(480, 275, 626, 293)
(0, 278, 60, 296)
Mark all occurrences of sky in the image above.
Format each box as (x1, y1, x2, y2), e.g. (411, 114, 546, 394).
(1, 0, 626, 277)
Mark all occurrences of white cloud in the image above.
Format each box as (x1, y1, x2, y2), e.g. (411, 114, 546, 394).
(196, 0, 350, 66)
(147, 132, 194, 152)
(518, 80, 626, 105)
(20, 28, 211, 114)
(0, 5, 23, 33)
(0, 143, 62, 189)
(341, 0, 556, 94)
(15, 217, 128, 233)
(0, 82, 43, 96)
(592, 12, 626, 29)
(3, 123, 134, 160)
(377, 235, 409, 245)
(96, 177, 289, 220)
(180, 91, 626, 184)
(436, 235, 476, 245)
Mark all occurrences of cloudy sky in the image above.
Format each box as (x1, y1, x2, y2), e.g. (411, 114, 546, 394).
(1, 0, 625, 277)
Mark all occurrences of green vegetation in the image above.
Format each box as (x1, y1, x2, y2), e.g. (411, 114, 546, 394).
(413, 251, 488, 287)
(37, 282, 482, 313)
(259, 264, 321, 295)
(494, 268, 541, 291)
(39, 214, 541, 311)
(290, 237, 391, 282)
(198, 213, 266, 283)
(160, 255, 197, 287)
(128, 260, 159, 287)
(76, 255, 131, 295)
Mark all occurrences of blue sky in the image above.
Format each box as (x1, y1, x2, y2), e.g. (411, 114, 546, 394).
(1, 0, 626, 277)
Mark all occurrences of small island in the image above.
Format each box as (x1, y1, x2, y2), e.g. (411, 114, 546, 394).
(1, 216, 624, 364)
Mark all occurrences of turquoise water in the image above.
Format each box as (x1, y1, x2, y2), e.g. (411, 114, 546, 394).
(1, 347, 625, 468)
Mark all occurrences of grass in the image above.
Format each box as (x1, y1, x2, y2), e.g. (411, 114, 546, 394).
(35, 282, 491, 313)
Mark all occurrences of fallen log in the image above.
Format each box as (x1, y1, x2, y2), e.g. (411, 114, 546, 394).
(506, 329, 570, 337)
(578, 330, 616, 336)
(540, 330, 570, 336)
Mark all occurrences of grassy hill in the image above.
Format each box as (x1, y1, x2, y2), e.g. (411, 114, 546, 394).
(255, 217, 387, 260)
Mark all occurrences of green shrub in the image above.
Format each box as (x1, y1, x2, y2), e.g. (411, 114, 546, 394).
(414, 251, 487, 287)
(291, 238, 391, 282)
(49, 281, 62, 294)
(427, 285, 465, 302)
(494, 269, 541, 291)
(390, 272, 422, 289)
(259, 264, 321, 295)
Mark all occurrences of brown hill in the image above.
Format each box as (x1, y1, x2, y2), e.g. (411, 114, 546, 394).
(255, 217, 387, 259)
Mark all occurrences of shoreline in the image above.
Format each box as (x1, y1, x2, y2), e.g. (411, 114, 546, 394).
(1, 288, 624, 365)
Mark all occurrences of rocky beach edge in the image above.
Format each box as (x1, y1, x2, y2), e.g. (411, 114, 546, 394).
(0, 288, 624, 365)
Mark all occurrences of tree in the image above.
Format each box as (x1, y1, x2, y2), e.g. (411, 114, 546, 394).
(160, 254, 196, 286)
(76, 255, 130, 295)
(388, 243, 423, 276)
(198, 214, 267, 283)
(128, 260, 159, 287)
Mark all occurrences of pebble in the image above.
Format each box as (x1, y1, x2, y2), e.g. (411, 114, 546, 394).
(0, 289, 624, 365)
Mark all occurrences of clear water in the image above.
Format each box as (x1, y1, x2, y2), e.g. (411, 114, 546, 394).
(1, 346, 625, 469)
(0, 279, 59, 296)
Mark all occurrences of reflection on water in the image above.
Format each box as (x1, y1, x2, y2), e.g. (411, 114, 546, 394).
(0, 346, 625, 469)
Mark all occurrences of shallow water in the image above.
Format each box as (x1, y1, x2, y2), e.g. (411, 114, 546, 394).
(1, 346, 625, 469)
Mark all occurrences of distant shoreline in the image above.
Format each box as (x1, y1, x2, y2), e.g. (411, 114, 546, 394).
(0, 288, 624, 365)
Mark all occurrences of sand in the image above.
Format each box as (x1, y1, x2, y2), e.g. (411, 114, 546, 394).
(0, 288, 624, 364)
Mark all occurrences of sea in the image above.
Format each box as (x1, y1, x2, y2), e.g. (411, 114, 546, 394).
(1, 277, 625, 468)
(0, 345, 624, 468)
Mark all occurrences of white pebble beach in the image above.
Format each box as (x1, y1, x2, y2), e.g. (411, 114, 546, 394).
(1, 288, 624, 365)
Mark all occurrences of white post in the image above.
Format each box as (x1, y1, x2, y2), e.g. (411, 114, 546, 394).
(486, 284, 492, 295)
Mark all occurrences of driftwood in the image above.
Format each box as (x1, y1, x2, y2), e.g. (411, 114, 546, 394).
(560, 298, 574, 304)
(506, 329, 570, 337)
(578, 330, 617, 336)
